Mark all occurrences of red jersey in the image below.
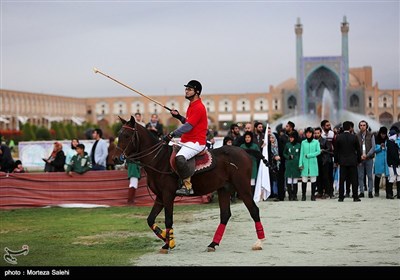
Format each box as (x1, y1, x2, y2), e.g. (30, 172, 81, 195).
(181, 98, 208, 145)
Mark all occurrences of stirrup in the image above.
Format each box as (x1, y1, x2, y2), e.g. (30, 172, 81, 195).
(176, 187, 194, 196)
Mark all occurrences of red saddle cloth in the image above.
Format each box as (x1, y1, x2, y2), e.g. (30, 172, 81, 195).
(169, 146, 215, 175)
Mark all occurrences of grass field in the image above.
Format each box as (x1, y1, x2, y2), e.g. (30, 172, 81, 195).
(0, 203, 218, 266)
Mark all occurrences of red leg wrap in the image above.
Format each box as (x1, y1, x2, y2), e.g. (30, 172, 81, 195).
(255, 221, 265, 239)
(212, 224, 226, 244)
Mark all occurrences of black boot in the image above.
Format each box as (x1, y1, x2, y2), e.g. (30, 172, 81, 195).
(293, 184, 298, 201)
(386, 182, 394, 199)
(311, 182, 316, 201)
(287, 184, 293, 201)
(374, 175, 380, 197)
(127, 187, 136, 205)
(397, 182, 400, 199)
(301, 182, 307, 201)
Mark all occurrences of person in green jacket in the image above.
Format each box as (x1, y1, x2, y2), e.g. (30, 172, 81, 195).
(127, 161, 141, 205)
(66, 144, 92, 176)
(299, 127, 321, 201)
(283, 131, 302, 201)
(240, 131, 261, 197)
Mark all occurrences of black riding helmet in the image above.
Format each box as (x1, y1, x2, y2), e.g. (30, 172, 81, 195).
(184, 80, 202, 95)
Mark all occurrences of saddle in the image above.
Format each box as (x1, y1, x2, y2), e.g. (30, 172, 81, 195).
(169, 146, 216, 177)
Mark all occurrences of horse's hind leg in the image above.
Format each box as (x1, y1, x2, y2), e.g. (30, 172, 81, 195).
(237, 183, 266, 250)
(207, 188, 232, 252)
(159, 195, 175, 254)
(147, 198, 166, 242)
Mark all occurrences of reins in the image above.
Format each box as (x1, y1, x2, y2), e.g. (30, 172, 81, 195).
(118, 124, 174, 175)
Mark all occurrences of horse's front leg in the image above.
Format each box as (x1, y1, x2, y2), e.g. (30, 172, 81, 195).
(160, 194, 175, 254)
(207, 188, 232, 252)
(147, 197, 166, 242)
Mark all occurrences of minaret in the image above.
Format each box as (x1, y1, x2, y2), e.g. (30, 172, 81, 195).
(295, 17, 303, 87)
(341, 15, 349, 86)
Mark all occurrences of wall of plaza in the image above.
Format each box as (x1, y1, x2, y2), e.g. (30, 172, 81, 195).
(1, 66, 399, 133)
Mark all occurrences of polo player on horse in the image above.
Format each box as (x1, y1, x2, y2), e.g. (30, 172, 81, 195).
(163, 80, 208, 196)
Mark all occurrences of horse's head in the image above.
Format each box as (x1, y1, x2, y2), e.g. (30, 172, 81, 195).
(113, 115, 138, 165)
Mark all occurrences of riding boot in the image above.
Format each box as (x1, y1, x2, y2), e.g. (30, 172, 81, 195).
(127, 187, 136, 205)
(175, 155, 194, 196)
(293, 184, 298, 201)
(311, 182, 316, 201)
(397, 181, 400, 199)
(374, 175, 380, 197)
(176, 177, 194, 196)
(301, 182, 307, 201)
(287, 184, 293, 201)
(386, 182, 394, 199)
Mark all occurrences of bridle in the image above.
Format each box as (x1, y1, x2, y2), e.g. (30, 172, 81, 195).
(116, 123, 173, 175)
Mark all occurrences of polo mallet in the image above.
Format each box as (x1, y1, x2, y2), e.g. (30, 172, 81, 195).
(93, 67, 172, 112)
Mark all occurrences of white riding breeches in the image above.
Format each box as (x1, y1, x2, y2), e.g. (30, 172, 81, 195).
(129, 177, 138, 189)
(176, 141, 205, 160)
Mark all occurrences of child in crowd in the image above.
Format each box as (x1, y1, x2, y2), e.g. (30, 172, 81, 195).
(13, 160, 27, 173)
(66, 144, 92, 176)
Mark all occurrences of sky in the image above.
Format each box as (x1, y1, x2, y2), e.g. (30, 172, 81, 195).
(1, 0, 399, 98)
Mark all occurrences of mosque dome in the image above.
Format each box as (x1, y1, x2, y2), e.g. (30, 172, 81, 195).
(275, 78, 297, 90)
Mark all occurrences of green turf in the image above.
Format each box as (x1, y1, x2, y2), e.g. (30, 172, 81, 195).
(0, 203, 218, 266)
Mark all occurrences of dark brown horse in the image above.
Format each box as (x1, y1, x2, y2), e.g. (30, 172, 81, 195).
(115, 116, 266, 253)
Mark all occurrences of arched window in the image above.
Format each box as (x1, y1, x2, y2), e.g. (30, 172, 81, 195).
(350, 94, 359, 108)
(166, 100, 180, 111)
(203, 99, 215, 113)
(113, 101, 127, 115)
(218, 99, 232, 113)
(379, 94, 392, 108)
(379, 112, 393, 126)
(148, 103, 158, 114)
(96, 101, 109, 115)
(236, 98, 250, 112)
(254, 98, 268, 111)
(287, 96, 297, 109)
(368, 96, 373, 108)
(274, 99, 279, 110)
(131, 101, 144, 114)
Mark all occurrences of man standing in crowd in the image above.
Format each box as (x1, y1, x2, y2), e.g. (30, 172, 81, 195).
(356, 120, 375, 198)
(90, 128, 108, 171)
(227, 123, 241, 146)
(146, 114, 164, 139)
(321, 120, 335, 198)
(253, 122, 265, 150)
(334, 121, 361, 202)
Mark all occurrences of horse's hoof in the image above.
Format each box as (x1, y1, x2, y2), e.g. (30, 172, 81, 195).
(252, 239, 264, 250)
(251, 246, 263, 250)
(207, 247, 216, 252)
(159, 248, 169, 254)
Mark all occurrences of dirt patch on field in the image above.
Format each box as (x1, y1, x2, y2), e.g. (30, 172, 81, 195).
(134, 195, 400, 266)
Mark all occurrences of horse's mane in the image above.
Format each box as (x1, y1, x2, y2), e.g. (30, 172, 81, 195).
(128, 119, 162, 144)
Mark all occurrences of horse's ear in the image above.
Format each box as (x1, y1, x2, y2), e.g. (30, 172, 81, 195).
(118, 116, 127, 124)
(130, 115, 136, 124)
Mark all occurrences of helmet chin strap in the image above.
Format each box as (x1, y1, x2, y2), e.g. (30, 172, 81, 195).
(185, 92, 197, 100)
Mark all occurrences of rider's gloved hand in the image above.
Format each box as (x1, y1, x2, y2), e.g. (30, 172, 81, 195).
(163, 133, 174, 144)
(170, 110, 185, 123)
(262, 159, 269, 166)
